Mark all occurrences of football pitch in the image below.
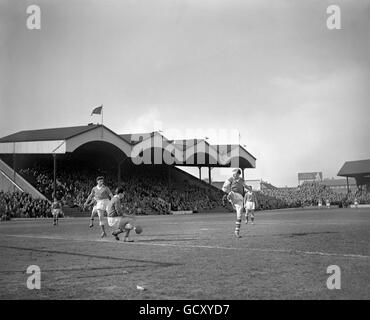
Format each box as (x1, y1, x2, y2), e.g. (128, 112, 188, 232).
(0, 208, 369, 300)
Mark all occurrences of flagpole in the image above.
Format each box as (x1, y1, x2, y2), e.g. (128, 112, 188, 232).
(101, 105, 104, 139)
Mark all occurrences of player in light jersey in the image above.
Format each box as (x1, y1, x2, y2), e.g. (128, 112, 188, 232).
(106, 187, 141, 242)
(84, 176, 113, 238)
(244, 185, 257, 225)
(51, 196, 63, 226)
(222, 168, 250, 238)
(354, 197, 359, 208)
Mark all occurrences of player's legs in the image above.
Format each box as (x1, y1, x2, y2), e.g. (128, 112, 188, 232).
(229, 192, 244, 238)
(249, 209, 255, 224)
(97, 209, 107, 237)
(111, 218, 134, 241)
(52, 211, 57, 226)
(123, 223, 134, 242)
(244, 201, 255, 224)
(89, 206, 97, 228)
(109, 217, 123, 240)
(52, 209, 60, 226)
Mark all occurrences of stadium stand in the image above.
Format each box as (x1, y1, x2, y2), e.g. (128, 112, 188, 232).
(0, 125, 252, 218)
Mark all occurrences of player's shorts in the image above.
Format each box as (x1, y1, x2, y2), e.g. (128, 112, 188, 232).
(228, 191, 244, 219)
(52, 209, 62, 217)
(107, 217, 134, 230)
(96, 199, 109, 211)
(245, 201, 255, 211)
(107, 217, 120, 228)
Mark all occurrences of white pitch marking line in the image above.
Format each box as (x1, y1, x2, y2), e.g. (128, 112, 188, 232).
(2, 234, 370, 260)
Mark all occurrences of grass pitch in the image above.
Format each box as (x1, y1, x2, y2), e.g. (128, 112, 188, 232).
(0, 208, 369, 299)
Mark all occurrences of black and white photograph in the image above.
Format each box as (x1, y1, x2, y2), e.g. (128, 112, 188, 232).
(0, 0, 369, 304)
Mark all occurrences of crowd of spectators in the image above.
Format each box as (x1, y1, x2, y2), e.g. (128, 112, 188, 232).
(15, 164, 224, 216)
(258, 182, 370, 210)
(2, 163, 369, 219)
(0, 191, 51, 219)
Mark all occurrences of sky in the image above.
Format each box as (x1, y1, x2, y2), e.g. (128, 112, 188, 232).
(0, 0, 369, 187)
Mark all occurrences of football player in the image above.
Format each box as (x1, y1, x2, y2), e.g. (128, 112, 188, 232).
(84, 176, 113, 238)
(51, 196, 63, 226)
(222, 168, 250, 238)
(244, 185, 257, 225)
(106, 187, 142, 242)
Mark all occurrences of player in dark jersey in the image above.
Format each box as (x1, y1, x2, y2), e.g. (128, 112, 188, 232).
(84, 176, 113, 238)
(106, 187, 141, 242)
(222, 168, 250, 238)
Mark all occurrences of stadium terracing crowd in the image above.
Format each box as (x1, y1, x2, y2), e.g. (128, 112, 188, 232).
(0, 165, 223, 219)
(0, 166, 369, 220)
(257, 182, 370, 210)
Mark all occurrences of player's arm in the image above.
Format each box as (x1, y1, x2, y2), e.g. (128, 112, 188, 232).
(83, 189, 94, 208)
(222, 179, 231, 194)
(114, 198, 124, 216)
(242, 180, 250, 193)
(107, 187, 114, 199)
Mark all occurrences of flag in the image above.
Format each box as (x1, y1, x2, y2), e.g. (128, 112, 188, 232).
(91, 105, 103, 116)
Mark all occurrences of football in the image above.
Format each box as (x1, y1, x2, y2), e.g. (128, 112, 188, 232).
(135, 225, 143, 234)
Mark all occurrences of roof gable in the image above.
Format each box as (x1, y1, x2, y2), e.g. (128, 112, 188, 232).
(0, 125, 99, 143)
(338, 159, 370, 176)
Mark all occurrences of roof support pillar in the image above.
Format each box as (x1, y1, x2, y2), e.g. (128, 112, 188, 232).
(198, 166, 202, 180)
(53, 154, 57, 199)
(168, 165, 171, 188)
(117, 161, 122, 185)
(12, 148, 16, 192)
(346, 177, 349, 194)
(208, 167, 212, 185)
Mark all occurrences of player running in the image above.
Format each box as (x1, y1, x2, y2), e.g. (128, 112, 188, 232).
(244, 185, 257, 225)
(222, 168, 250, 238)
(83, 176, 113, 238)
(51, 196, 63, 226)
(106, 187, 142, 242)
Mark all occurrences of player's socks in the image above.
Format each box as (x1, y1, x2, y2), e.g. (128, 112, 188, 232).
(89, 218, 94, 228)
(245, 215, 249, 224)
(112, 229, 123, 240)
(235, 219, 241, 237)
(112, 231, 120, 241)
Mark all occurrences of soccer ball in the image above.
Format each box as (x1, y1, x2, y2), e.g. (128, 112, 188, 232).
(135, 225, 143, 234)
